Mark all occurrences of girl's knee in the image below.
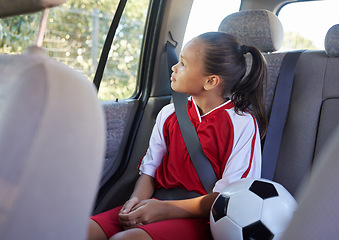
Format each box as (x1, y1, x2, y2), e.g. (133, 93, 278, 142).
(87, 219, 108, 240)
(109, 231, 125, 240)
(110, 228, 152, 240)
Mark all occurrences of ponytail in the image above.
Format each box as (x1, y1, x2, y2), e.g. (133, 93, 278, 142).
(231, 45, 268, 139)
(197, 32, 268, 139)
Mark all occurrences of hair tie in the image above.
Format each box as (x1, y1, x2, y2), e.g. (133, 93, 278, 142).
(240, 45, 249, 55)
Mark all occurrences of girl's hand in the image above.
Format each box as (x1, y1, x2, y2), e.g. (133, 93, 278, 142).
(118, 174, 156, 230)
(119, 197, 140, 215)
(119, 199, 168, 229)
(119, 193, 219, 230)
(119, 197, 142, 230)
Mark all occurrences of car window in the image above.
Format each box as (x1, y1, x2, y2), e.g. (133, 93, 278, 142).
(278, 0, 339, 51)
(183, 0, 241, 47)
(0, 0, 150, 101)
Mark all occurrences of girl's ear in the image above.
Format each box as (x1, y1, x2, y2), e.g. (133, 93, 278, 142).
(204, 75, 221, 91)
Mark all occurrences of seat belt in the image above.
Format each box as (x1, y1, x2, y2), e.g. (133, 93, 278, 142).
(261, 50, 305, 180)
(166, 41, 218, 193)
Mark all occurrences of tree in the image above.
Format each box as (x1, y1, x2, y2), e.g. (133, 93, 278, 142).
(281, 31, 318, 51)
(0, 13, 41, 52)
(0, 0, 149, 100)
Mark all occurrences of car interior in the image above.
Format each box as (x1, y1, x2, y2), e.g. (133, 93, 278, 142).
(0, 0, 339, 239)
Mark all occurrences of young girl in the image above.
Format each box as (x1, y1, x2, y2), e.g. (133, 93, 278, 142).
(87, 32, 268, 240)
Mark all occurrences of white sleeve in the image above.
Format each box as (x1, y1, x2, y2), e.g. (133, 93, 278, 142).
(138, 103, 175, 177)
(213, 110, 262, 193)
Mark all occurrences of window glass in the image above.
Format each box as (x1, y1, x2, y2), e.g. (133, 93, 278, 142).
(278, 0, 339, 51)
(0, 0, 150, 100)
(183, 0, 240, 47)
(99, 0, 149, 100)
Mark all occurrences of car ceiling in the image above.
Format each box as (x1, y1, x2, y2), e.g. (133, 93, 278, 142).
(240, 0, 318, 13)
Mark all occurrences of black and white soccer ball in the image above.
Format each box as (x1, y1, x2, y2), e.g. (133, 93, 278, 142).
(210, 178, 297, 240)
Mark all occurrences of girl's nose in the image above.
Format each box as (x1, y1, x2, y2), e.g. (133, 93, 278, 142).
(172, 63, 178, 72)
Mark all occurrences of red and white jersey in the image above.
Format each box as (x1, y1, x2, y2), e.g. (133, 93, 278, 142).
(139, 97, 261, 195)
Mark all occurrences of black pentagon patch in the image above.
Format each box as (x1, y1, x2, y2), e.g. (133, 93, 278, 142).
(212, 194, 230, 222)
(249, 180, 278, 199)
(243, 220, 274, 240)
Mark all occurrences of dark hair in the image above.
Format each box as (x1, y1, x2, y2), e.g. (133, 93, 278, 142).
(197, 32, 268, 138)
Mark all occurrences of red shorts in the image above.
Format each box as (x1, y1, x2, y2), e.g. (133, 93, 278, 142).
(90, 205, 212, 240)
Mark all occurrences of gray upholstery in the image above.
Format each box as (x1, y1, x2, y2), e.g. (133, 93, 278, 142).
(0, 0, 66, 18)
(325, 24, 339, 57)
(0, 31, 105, 240)
(275, 25, 339, 194)
(100, 100, 138, 186)
(281, 127, 339, 240)
(273, 51, 328, 194)
(1, 3, 105, 239)
(0, 46, 106, 239)
(218, 9, 284, 53)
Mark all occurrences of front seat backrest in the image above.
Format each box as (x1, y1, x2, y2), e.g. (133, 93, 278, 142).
(281, 126, 339, 240)
(0, 1, 106, 239)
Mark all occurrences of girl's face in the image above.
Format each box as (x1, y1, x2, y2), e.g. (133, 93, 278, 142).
(171, 39, 208, 96)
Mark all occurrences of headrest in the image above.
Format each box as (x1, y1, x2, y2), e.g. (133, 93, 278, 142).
(325, 24, 339, 57)
(218, 10, 284, 53)
(0, 0, 66, 18)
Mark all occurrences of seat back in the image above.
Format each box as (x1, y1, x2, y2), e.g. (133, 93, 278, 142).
(219, 10, 339, 196)
(273, 24, 339, 194)
(0, 2, 106, 239)
(219, 9, 286, 118)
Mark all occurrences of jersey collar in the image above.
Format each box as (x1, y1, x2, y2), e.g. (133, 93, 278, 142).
(188, 96, 233, 123)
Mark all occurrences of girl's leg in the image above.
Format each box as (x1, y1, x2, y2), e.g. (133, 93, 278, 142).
(110, 228, 152, 240)
(88, 206, 124, 240)
(87, 219, 108, 240)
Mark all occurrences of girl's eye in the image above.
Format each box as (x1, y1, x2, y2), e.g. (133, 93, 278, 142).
(180, 62, 185, 67)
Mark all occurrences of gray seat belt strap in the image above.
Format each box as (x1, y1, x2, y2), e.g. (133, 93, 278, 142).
(166, 41, 218, 193)
(262, 50, 305, 180)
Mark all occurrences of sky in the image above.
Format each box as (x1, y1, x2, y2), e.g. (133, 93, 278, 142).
(279, 0, 339, 49)
(183, 0, 240, 45)
(183, 0, 339, 50)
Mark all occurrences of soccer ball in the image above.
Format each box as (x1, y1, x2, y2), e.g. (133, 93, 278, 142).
(210, 178, 297, 240)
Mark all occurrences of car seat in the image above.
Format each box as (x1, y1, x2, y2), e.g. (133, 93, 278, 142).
(281, 25, 339, 239)
(0, 0, 106, 239)
(219, 10, 339, 196)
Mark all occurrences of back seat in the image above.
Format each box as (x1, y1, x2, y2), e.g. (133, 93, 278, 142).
(219, 10, 339, 196)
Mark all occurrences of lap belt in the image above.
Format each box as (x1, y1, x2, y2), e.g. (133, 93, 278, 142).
(261, 50, 305, 180)
(153, 188, 202, 200)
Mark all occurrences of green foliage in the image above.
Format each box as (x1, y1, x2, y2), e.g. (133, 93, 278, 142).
(66, 0, 120, 13)
(281, 31, 318, 51)
(0, 13, 40, 52)
(0, 0, 149, 100)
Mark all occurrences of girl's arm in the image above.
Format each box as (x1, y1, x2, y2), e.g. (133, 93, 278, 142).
(164, 192, 219, 219)
(119, 192, 219, 227)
